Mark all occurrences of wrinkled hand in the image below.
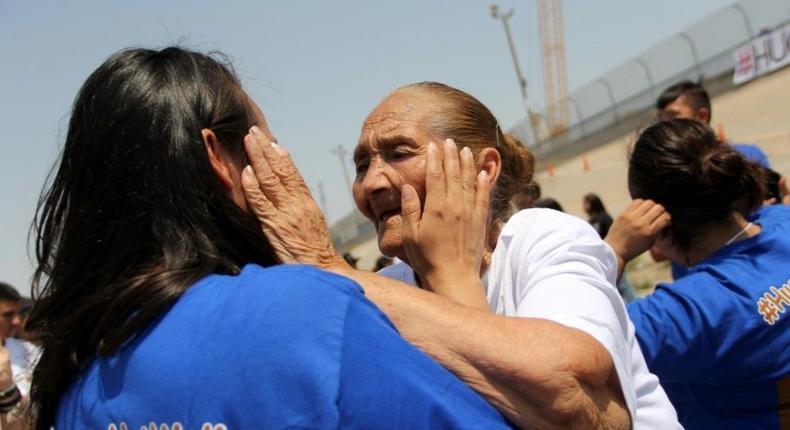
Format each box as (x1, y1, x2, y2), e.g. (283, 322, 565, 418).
(401, 139, 491, 309)
(605, 199, 671, 265)
(241, 126, 347, 270)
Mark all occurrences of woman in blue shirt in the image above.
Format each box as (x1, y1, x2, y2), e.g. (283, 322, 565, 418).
(27, 47, 512, 430)
(608, 119, 790, 428)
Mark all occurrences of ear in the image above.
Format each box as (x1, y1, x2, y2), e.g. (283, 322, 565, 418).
(696, 107, 711, 124)
(478, 147, 501, 188)
(202, 128, 234, 192)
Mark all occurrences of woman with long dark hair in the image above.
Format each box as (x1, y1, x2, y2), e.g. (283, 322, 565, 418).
(28, 47, 513, 429)
(609, 119, 790, 428)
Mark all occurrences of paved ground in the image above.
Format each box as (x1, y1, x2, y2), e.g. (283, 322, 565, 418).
(349, 67, 790, 283)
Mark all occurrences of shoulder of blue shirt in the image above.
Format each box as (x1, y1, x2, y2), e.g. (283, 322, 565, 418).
(729, 142, 770, 169)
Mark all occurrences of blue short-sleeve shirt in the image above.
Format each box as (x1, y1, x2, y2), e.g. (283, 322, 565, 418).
(628, 205, 790, 429)
(57, 264, 514, 429)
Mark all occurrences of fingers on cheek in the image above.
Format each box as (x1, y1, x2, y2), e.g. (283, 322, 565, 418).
(258, 171, 283, 188)
(241, 166, 258, 186)
(243, 134, 257, 155)
(254, 205, 276, 218)
(270, 142, 288, 157)
(400, 227, 416, 249)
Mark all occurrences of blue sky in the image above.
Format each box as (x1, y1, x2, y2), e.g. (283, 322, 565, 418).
(0, 0, 735, 294)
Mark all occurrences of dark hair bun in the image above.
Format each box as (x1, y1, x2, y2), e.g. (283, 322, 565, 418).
(628, 119, 765, 249)
(700, 145, 765, 215)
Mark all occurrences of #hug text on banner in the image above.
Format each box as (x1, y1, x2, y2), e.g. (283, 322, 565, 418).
(733, 22, 790, 85)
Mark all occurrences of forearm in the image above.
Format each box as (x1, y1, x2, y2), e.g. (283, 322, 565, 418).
(605, 241, 627, 284)
(333, 268, 630, 430)
(420, 273, 490, 310)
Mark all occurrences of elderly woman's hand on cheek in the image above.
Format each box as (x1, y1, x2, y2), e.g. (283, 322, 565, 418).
(241, 126, 348, 270)
(400, 139, 491, 310)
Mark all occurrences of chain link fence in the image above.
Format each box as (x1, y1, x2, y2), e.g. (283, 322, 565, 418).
(511, 0, 790, 162)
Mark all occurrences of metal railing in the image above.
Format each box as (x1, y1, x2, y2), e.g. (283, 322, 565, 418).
(511, 0, 790, 161)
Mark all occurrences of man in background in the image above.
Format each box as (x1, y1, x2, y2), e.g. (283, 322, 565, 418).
(0, 285, 21, 345)
(656, 80, 771, 168)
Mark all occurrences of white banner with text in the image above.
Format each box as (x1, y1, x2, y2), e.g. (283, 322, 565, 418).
(733, 23, 790, 85)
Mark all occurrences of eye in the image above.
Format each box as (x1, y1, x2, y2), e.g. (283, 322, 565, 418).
(355, 159, 370, 176)
(389, 148, 413, 161)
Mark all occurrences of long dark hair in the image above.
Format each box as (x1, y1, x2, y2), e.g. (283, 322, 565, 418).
(628, 118, 765, 250)
(29, 47, 279, 428)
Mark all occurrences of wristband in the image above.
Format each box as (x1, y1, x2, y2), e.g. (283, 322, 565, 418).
(0, 383, 17, 398)
(0, 385, 20, 413)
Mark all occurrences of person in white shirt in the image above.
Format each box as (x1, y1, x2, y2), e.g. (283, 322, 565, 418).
(0, 283, 31, 428)
(240, 82, 679, 429)
(0, 285, 31, 396)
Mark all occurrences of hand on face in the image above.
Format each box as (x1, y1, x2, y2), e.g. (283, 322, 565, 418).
(400, 139, 491, 309)
(605, 199, 671, 263)
(241, 126, 347, 270)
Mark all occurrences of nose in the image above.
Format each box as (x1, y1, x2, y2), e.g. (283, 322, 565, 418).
(362, 158, 395, 192)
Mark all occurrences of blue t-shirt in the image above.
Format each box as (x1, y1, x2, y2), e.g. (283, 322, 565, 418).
(731, 143, 771, 169)
(628, 205, 790, 429)
(669, 261, 689, 281)
(57, 264, 513, 429)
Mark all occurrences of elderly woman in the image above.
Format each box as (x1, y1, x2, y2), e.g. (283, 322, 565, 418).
(242, 82, 680, 429)
(606, 119, 790, 429)
(27, 49, 515, 430)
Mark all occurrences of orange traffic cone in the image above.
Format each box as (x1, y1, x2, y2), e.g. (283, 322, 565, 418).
(582, 155, 591, 172)
(547, 163, 555, 177)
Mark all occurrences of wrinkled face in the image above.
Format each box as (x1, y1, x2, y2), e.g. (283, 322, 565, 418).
(353, 92, 444, 261)
(0, 301, 20, 340)
(658, 95, 706, 123)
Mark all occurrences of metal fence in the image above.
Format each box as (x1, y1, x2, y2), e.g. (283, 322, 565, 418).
(511, 0, 790, 161)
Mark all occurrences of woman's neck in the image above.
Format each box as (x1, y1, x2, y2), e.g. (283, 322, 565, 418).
(684, 213, 760, 266)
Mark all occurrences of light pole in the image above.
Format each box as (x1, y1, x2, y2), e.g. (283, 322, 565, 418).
(490, 4, 541, 145)
(317, 181, 329, 223)
(330, 143, 354, 206)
